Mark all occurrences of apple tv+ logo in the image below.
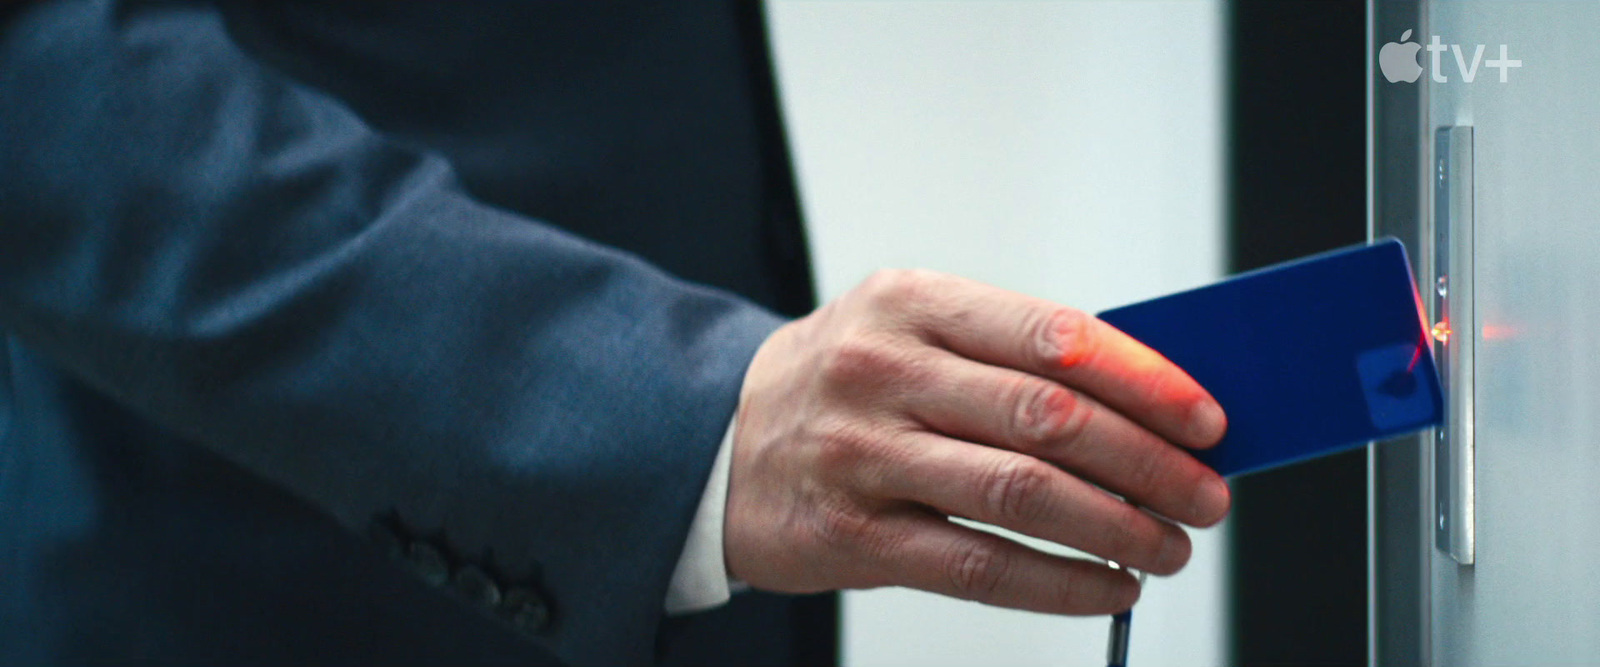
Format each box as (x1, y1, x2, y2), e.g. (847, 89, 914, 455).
(1379, 29, 1522, 83)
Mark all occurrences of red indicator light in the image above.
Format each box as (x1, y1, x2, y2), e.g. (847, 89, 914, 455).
(1431, 320, 1453, 345)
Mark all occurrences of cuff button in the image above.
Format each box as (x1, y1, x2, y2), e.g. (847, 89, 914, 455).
(452, 565, 502, 608)
(406, 542, 451, 588)
(500, 586, 552, 633)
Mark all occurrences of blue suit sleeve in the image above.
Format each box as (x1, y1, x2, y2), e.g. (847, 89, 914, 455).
(0, 2, 784, 665)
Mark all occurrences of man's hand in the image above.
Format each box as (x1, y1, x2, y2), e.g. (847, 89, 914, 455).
(724, 269, 1230, 615)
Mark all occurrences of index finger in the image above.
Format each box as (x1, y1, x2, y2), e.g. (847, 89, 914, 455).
(903, 274, 1225, 448)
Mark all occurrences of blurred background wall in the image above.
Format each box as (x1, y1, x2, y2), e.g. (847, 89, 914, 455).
(767, 2, 1229, 665)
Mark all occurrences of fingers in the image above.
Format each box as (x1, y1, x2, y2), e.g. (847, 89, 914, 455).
(865, 432, 1194, 575)
(888, 272, 1226, 449)
(870, 510, 1141, 615)
(901, 352, 1230, 527)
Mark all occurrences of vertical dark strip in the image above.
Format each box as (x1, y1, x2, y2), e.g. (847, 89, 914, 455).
(1226, 1, 1370, 666)
(741, 0, 820, 320)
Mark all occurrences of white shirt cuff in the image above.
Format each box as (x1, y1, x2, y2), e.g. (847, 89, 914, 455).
(664, 414, 741, 614)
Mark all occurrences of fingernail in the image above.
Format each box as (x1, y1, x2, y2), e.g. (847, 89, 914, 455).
(1187, 400, 1227, 446)
(1191, 476, 1231, 526)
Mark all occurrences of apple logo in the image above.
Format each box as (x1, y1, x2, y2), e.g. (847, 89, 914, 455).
(1379, 29, 1424, 83)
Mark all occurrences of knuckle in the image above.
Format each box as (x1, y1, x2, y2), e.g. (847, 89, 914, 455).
(816, 421, 909, 492)
(984, 458, 1052, 525)
(854, 517, 911, 563)
(813, 501, 910, 567)
(821, 337, 896, 385)
(861, 268, 944, 311)
(860, 268, 905, 294)
(1026, 307, 1097, 371)
(815, 500, 876, 552)
(821, 336, 931, 392)
(945, 541, 1010, 602)
(812, 417, 879, 472)
(1054, 392, 1093, 451)
(1008, 380, 1090, 452)
(863, 268, 917, 303)
(1006, 380, 1053, 449)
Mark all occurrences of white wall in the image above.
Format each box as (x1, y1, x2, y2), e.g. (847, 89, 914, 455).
(767, 2, 1229, 665)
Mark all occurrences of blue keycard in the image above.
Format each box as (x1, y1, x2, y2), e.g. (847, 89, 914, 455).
(1097, 239, 1443, 477)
